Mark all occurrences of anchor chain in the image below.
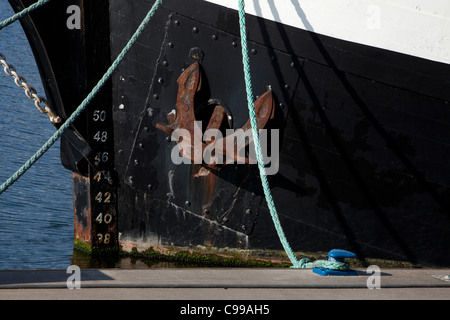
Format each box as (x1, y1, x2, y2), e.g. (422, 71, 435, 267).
(0, 52, 61, 124)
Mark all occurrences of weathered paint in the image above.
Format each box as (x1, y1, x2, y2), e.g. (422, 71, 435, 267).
(73, 173, 92, 249)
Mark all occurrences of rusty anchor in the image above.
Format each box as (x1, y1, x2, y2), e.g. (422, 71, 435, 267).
(156, 62, 275, 170)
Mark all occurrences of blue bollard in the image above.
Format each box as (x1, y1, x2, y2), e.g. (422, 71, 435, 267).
(313, 249, 358, 276)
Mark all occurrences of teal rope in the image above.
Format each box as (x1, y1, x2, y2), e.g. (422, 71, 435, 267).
(0, 0, 163, 195)
(237, 0, 301, 268)
(0, 0, 52, 31)
(298, 258, 350, 271)
(237, 0, 348, 271)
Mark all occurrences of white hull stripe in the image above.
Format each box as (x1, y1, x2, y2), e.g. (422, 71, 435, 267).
(204, 0, 450, 65)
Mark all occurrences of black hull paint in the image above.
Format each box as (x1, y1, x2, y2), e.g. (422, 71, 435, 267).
(10, 0, 450, 266)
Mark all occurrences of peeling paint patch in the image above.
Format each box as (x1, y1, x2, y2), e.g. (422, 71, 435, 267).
(167, 170, 175, 202)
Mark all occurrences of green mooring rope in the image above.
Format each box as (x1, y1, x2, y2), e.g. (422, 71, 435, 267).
(298, 258, 350, 270)
(237, 0, 300, 268)
(0, 0, 163, 195)
(0, 0, 52, 31)
(237, 0, 348, 271)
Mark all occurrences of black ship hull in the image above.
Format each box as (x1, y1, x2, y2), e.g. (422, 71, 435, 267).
(9, 0, 450, 267)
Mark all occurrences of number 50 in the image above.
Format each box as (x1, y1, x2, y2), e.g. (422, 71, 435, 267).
(93, 110, 107, 121)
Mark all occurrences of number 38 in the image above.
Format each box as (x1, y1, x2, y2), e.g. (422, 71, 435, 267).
(97, 233, 111, 244)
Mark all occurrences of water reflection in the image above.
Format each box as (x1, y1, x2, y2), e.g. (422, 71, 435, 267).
(0, 2, 73, 270)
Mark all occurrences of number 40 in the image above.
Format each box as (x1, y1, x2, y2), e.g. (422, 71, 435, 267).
(95, 212, 113, 224)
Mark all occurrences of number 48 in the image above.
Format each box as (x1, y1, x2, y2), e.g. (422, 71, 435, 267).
(93, 131, 107, 142)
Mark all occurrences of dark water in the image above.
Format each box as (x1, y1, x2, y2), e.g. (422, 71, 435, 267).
(0, 1, 74, 269)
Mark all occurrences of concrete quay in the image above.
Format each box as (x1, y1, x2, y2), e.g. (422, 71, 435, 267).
(0, 268, 448, 300)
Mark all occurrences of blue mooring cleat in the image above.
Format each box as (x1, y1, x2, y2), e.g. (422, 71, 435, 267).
(313, 249, 358, 276)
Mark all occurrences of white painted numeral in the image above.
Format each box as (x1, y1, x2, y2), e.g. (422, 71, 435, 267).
(95, 192, 112, 203)
(104, 192, 111, 203)
(95, 152, 109, 163)
(93, 131, 108, 142)
(97, 233, 111, 244)
(92, 110, 107, 122)
(95, 213, 113, 224)
(94, 170, 113, 184)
